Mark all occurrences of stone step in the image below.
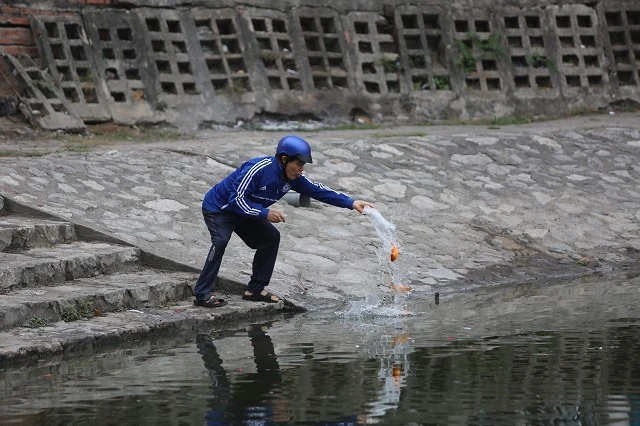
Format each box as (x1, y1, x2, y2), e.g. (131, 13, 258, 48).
(0, 270, 199, 330)
(0, 215, 76, 252)
(0, 294, 286, 365)
(0, 242, 141, 292)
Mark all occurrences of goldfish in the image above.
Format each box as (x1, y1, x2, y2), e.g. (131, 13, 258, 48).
(390, 243, 399, 262)
(390, 283, 411, 293)
(392, 366, 402, 377)
(392, 334, 409, 346)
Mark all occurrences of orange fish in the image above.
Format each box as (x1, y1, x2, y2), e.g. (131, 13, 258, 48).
(392, 334, 409, 346)
(390, 283, 411, 293)
(390, 243, 399, 262)
(392, 366, 402, 377)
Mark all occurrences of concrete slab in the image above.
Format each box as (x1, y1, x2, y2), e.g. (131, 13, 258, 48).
(0, 295, 286, 365)
(82, 9, 163, 125)
(0, 242, 140, 292)
(0, 215, 75, 252)
(29, 16, 112, 123)
(2, 54, 86, 132)
(0, 270, 198, 329)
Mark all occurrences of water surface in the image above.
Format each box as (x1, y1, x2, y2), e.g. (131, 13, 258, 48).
(2, 273, 640, 425)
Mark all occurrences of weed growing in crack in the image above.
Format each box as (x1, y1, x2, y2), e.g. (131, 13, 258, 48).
(61, 302, 93, 322)
(26, 317, 49, 328)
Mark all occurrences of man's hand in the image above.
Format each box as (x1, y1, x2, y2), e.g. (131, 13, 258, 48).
(352, 200, 374, 214)
(267, 210, 286, 223)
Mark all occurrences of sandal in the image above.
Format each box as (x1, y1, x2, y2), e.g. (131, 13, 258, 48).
(242, 291, 280, 303)
(194, 295, 228, 308)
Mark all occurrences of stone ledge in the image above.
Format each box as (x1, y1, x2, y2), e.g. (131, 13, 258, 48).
(0, 242, 141, 292)
(0, 270, 199, 329)
(0, 295, 289, 366)
(0, 215, 76, 251)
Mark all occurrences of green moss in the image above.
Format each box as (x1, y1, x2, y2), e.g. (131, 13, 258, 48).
(525, 55, 557, 72)
(232, 78, 249, 93)
(454, 40, 476, 72)
(434, 76, 451, 90)
(479, 33, 507, 58)
(455, 33, 506, 73)
(34, 80, 57, 98)
(54, 126, 181, 152)
(485, 116, 535, 126)
(64, 142, 92, 152)
(26, 317, 49, 328)
(378, 57, 400, 73)
(78, 68, 93, 83)
(330, 122, 381, 131)
(0, 150, 49, 157)
(61, 301, 93, 322)
(374, 132, 427, 138)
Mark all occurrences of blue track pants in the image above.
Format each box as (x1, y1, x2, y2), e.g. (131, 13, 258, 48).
(193, 210, 280, 301)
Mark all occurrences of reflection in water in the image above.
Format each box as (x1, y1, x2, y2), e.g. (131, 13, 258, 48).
(2, 276, 640, 425)
(359, 330, 412, 424)
(197, 322, 362, 425)
(197, 323, 289, 425)
(196, 318, 415, 425)
(197, 315, 640, 425)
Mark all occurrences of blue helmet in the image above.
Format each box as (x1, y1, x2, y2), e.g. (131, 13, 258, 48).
(275, 135, 313, 164)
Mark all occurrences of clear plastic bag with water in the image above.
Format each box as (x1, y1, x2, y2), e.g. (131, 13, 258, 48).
(364, 206, 411, 298)
(364, 206, 397, 253)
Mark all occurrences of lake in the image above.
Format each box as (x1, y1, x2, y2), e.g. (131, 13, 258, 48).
(2, 273, 640, 425)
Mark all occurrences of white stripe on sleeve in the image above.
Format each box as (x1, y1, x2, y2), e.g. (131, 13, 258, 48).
(235, 158, 272, 216)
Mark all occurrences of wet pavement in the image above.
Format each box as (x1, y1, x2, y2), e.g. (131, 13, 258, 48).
(1, 113, 640, 310)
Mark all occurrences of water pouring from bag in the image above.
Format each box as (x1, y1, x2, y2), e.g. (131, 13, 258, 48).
(363, 206, 411, 298)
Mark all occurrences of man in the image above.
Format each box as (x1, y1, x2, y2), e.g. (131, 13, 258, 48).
(193, 135, 374, 308)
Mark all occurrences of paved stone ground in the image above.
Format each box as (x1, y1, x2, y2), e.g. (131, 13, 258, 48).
(1, 113, 639, 310)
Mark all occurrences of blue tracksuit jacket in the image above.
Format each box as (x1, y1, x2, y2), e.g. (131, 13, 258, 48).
(202, 156, 355, 218)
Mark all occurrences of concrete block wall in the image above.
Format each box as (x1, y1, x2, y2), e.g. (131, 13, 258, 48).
(1, 0, 639, 127)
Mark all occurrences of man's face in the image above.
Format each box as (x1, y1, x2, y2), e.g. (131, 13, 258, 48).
(284, 157, 305, 180)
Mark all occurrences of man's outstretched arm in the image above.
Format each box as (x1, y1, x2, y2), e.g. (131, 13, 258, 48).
(291, 175, 374, 213)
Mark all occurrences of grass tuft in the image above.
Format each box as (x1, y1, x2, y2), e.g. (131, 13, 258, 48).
(54, 124, 181, 153)
(26, 317, 49, 328)
(61, 302, 94, 322)
(0, 150, 49, 157)
(373, 132, 427, 138)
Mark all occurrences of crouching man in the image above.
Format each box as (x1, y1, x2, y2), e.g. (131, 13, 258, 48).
(193, 135, 373, 308)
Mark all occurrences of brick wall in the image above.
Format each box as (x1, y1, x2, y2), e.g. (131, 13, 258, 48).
(0, 4, 109, 58)
(68, 0, 113, 4)
(0, 6, 65, 58)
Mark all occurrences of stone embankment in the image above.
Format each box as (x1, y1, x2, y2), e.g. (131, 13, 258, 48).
(1, 112, 640, 365)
